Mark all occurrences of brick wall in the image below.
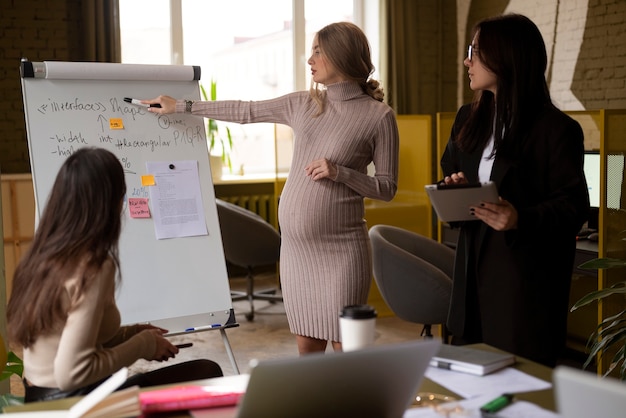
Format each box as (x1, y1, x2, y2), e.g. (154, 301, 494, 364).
(571, 0, 626, 109)
(0, 0, 82, 173)
(459, 0, 626, 111)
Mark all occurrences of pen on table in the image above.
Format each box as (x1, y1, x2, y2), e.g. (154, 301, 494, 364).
(185, 324, 222, 332)
(123, 97, 161, 108)
(480, 393, 514, 416)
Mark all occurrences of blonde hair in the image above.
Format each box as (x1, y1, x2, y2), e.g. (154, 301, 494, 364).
(309, 22, 383, 115)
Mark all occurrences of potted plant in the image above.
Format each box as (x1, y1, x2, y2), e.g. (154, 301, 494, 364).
(200, 80, 233, 179)
(572, 245, 626, 380)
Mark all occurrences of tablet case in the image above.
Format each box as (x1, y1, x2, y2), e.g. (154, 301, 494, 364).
(425, 181, 499, 222)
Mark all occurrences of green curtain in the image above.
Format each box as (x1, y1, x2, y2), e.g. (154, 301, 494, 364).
(384, 0, 422, 114)
(383, 0, 461, 115)
(77, 0, 121, 62)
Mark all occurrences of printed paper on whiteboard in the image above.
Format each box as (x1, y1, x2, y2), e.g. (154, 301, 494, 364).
(145, 160, 208, 239)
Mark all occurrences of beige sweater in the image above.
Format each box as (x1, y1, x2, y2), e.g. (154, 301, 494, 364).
(24, 259, 155, 391)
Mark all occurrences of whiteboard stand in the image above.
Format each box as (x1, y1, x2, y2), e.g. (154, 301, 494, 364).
(220, 309, 240, 373)
(220, 323, 241, 374)
(20, 60, 241, 376)
(173, 308, 240, 374)
(178, 308, 241, 375)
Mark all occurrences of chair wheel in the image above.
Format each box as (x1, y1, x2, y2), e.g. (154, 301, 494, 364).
(245, 312, 255, 321)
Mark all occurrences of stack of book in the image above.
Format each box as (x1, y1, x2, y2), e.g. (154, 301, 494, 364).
(2, 369, 247, 417)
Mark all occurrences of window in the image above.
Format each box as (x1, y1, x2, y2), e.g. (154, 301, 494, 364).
(119, 0, 378, 176)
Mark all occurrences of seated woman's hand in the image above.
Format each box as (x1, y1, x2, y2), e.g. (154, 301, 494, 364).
(146, 329, 179, 362)
(135, 323, 168, 334)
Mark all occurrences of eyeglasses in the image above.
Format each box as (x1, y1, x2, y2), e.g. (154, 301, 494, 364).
(467, 44, 479, 61)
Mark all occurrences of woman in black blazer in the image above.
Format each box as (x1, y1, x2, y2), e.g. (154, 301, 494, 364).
(441, 14, 590, 367)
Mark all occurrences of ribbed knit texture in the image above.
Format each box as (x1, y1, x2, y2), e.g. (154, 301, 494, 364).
(182, 81, 399, 341)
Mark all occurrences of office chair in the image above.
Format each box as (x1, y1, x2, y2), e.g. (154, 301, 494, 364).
(215, 198, 282, 321)
(369, 224, 454, 342)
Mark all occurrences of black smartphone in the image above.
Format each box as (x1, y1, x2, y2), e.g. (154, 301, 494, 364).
(175, 342, 193, 349)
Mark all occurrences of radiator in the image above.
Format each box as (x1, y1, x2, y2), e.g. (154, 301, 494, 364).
(221, 194, 273, 224)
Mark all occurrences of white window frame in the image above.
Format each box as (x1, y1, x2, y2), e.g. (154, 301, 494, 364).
(166, 0, 377, 92)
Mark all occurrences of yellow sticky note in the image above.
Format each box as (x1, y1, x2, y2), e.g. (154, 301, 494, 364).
(109, 118, 124, 129)
(128, 198, 151, 218)
(141, 175, 155, 186)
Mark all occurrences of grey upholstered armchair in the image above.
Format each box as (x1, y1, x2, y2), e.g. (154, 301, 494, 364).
(369, 224, 454, 342)
(215, 198, 282, 321)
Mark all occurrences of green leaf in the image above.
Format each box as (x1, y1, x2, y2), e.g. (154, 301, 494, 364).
(210, 79, 217, 101)
(0, 351, 24, 382)
(579, 258, 626, 269)
(0, 393, 25, 408)
(571, 282, 626, 310)
(580, 313, 626, 378)
(199, 79, 233, 173)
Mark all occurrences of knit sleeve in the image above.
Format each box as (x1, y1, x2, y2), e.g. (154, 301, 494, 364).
(334, 108, 399, 201)
(53, 260, 156, 391)
(175, 92, 309, 125)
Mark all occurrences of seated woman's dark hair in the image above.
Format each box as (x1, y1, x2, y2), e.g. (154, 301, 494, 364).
(7, 147, 127, 347)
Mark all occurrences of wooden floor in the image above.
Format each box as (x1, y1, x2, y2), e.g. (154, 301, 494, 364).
(127, 271, 431, 377)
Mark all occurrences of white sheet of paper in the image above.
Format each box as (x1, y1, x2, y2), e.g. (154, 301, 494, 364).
(146, 160, 208, 239)
(424, 366, 552, 399)
(404, 394, 560, 418)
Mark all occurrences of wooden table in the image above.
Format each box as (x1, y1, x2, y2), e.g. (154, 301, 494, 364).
(3, 343, 555, 417)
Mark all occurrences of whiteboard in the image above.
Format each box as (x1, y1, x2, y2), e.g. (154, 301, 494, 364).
(20, 61, 234, 334)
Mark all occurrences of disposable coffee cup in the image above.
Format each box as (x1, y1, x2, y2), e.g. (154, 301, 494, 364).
(340, 304, 377, 352)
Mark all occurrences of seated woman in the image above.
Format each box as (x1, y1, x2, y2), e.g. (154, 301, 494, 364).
(6, 147, 223, 402)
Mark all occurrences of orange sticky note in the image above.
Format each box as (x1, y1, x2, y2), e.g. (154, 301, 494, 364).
(109, 118, 124, 129)
(128, 198, 151, 218)
(141, 175, 155, 186)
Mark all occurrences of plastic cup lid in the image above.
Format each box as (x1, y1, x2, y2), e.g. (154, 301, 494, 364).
(340, 304, 377, 319)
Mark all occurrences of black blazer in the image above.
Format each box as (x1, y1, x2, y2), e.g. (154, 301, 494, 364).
(441, 103, 590, 366)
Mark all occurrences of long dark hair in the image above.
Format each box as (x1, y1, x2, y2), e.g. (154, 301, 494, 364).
(457, 14, 552, 159)
(7, 147, 126, 348)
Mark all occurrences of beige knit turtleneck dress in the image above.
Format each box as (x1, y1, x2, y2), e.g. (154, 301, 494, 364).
(178, 80, 399, 342)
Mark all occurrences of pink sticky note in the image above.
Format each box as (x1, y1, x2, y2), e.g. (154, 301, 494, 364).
(128, 198, 151, 218)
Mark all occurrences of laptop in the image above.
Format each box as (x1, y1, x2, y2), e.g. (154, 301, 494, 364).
(235, 339, 441, 418)
(554, 365, 626, 418)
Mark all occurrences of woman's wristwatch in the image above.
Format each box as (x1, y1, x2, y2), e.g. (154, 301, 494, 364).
(185, 100, 194, 113)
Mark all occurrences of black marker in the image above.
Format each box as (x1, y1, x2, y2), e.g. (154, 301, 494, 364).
(175, 343, 193, 349)
(124, 97, 161, 108)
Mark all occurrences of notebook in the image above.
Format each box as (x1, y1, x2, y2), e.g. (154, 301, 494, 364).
(234, 339, 441, 418)
(425, 181, 499, 222)
(429, 344, 516, 376)
(554, 365, 626, 418)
